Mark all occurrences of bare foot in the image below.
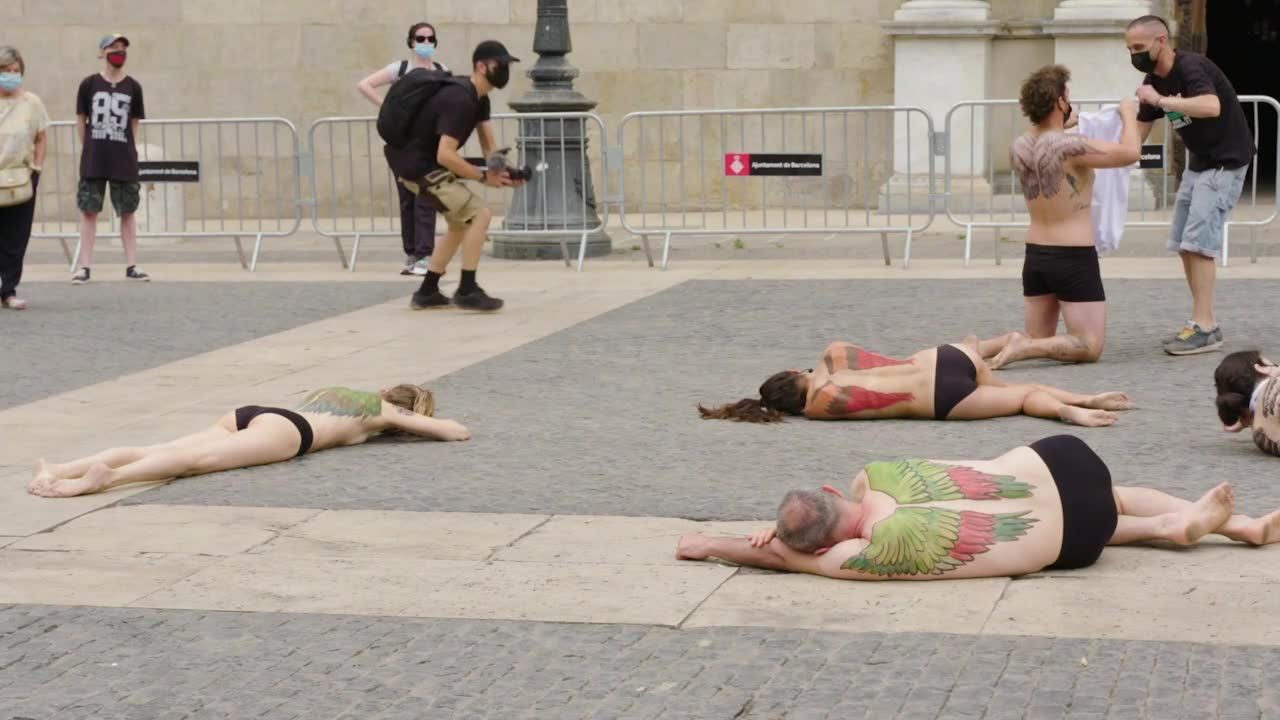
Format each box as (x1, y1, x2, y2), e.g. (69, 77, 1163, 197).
(1059, 406, 1118, 427)
(27, 463, 111, 498)
(1164, 483, 1235, 545)
(1237, 510, 1280, 546)
(962, 334, 980, 353)
(676, 533, 709, 561)
(1085, 392, 1135, 411)
(32, 458, 56, 483)
(987, 332, 1028, 370)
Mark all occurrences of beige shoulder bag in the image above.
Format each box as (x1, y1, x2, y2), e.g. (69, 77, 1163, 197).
(0, 100, 34, 208)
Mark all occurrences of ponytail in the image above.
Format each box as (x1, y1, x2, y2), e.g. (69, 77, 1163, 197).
(697, 398, 786, 423)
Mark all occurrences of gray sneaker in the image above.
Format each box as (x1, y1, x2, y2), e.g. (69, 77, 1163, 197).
(1164, 323, 1223, 356)
(411, 257, 430, 276)
(400, 255, 417, 276)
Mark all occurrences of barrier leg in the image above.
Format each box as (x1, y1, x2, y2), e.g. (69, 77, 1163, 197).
(903, 229, 913, 270)
(880, 232, 890, 267)
(577, 231, 588, 273)
(1222, 224, 1230, 267)
(58, 239, 72, 266)
(232, 236, 248, 270)
(350, 234, 361, 272)
(660, 231, 672, 271)
(332, 235, 349, 270)
(1251, 227, 1259, 264)
(639, 235, 654, 268)
(559, 234, 571, 269)
(963, 225, 972, 267)
(249, 233, 264, 272)
(70, 237, 83, 272)
(993, 227, 1002, 266)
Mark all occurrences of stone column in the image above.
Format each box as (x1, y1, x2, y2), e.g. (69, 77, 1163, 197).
(490, 0, 613, 260)
(880, 1, 998, 212)
(1048, 0, 1160, 208)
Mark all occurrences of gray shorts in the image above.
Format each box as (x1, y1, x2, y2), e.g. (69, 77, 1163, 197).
(1168, 165, 1248, 259)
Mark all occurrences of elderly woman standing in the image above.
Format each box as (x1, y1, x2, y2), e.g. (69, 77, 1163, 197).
(0, 46, 49, 310)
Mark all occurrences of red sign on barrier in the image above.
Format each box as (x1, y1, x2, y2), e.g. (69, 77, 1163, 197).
(725, 153, 750, 176)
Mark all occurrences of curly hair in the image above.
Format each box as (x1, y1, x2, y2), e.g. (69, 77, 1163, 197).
(1019, 65, 1070, 125)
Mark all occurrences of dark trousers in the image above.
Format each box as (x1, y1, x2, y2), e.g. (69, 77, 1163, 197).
(0, 190, 36, 300)
(396, 181, 438, 259)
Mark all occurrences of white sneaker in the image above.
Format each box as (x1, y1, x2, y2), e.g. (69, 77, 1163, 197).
(71, 268, 90, 284)
(400, 255, 417, 276)
(411, 257, 430, 276)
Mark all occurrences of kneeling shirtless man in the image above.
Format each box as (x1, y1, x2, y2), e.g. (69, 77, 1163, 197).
(677, 435, 1280, 579)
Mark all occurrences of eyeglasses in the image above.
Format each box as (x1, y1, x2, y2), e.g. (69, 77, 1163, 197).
(415, 35, 436, 44)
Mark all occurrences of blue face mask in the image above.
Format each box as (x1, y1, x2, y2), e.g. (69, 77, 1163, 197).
(413, 43, 436, 59)
(0, 73, 21, 92)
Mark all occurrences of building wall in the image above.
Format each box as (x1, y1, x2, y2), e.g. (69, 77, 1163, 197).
(1, 0, 1169, 220)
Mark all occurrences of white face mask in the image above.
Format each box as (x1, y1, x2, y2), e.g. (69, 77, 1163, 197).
(0, 72, 21, 92)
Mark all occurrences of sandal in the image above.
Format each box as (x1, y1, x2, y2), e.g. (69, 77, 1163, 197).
(2, 296, 27, 310)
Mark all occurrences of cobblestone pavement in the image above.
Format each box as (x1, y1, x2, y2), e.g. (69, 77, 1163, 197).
(2, 604, 1277, 720)
(0, 281, 409, 410)
(132, 278, 1280, 518)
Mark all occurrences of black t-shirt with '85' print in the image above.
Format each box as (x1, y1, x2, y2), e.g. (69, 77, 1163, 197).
(76, 74, 146, 181)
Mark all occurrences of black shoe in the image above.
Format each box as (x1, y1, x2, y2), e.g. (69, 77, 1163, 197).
(410, 290, 452, 310)
(453, 286, 504, 312)
(125, 266, 150, 281)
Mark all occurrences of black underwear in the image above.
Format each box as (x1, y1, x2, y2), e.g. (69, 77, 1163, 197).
(234, 405, 314, 457)
(1022, 244, 1106, 303)
(933, 344, 979, 419)
(1029, 434, 1117, 570)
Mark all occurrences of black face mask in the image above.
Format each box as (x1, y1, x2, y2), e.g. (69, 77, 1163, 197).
(486, 62, 510, 89)
(1131, 42, 1160, 73)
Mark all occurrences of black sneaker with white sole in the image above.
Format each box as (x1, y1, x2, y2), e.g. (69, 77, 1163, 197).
(410, 290, 452, 310)
(125, 266, 150, 281)
(71, 268, 90, 284)
(452, 287, 504, 312)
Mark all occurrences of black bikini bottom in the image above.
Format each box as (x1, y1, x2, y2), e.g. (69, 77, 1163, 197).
(234, 405, 314, 457)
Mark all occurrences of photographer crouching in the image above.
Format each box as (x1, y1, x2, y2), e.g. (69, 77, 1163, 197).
(381, 40, 525, 312)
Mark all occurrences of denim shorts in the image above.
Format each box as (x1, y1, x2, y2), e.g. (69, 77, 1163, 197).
(1169, 165, 1249, 259)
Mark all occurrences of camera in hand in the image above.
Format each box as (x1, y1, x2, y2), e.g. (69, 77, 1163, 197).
(486, 147, 535, 182)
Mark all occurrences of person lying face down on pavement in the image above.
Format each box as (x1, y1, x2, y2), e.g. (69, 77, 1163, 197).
(676, 435, 1280, 579)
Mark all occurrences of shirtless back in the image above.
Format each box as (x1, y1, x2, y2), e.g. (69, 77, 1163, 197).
(1012, 131, 1098, 248)
(804, 343, 980, 421)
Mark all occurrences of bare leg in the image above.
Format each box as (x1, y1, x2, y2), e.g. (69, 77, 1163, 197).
(427, 229, 466, 274)
(989, 299, 1105, 370)
(990, 382, 1133, 412)
(28, 417, 298, 498)
(459, 208, 491, 271)
(120, 212, 138, 266)
(945, 386, 1118, 427)
(1114, 485, 1280, 545)
(1109, 483, 1234, 546)
(34, 419, 234, 482)
(77, 212, 98, 269)
(1183, 252, 1217, 329)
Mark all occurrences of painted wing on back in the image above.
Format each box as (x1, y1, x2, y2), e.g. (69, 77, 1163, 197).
(865, 459, 1033, 503)
(841, 507, 1038, 577)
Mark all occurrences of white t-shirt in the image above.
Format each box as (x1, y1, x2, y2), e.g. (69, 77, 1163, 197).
(384, 59, 450, 80)
(0, 91, 49, 173)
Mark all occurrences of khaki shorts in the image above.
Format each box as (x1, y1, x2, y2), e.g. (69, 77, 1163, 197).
(402, 170, 484, 232)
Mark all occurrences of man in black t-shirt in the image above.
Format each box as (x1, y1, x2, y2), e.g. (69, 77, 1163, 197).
(1126, 15, 1254, 356)
(72, 33, 149, 284)
(390, 40, 525, 313)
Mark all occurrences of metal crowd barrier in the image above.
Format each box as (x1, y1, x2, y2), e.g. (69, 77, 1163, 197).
(943, 95, 1280, 266)
(307, 112, 609, 272)
(614, 105, 937, 269)
(32, 118, 303, 271)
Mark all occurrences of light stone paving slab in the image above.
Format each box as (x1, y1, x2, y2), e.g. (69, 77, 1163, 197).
(403, 561, 738, 626)
(251, 510, 549, 560)
(0, 537, 20, 548)
(1035, 541, 1280, 583)
(683, 573, 1010, 635)
(0, 470, 151, 537)
(13, 505, 322, 555)
(987, 575, 1280, 646)
(0, 550, 217, 606)
(133, 555, 478, 616)
(496, 515, 764, 565)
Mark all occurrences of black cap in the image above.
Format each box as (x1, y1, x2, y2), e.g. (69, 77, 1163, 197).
(472, 40, 520, 64)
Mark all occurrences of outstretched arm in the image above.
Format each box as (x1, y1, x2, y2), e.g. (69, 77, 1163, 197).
(677, 533, 866, 576)
(382, 407, 472, 441)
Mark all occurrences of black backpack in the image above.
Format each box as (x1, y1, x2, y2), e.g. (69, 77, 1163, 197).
(377, 68, 462, 149)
